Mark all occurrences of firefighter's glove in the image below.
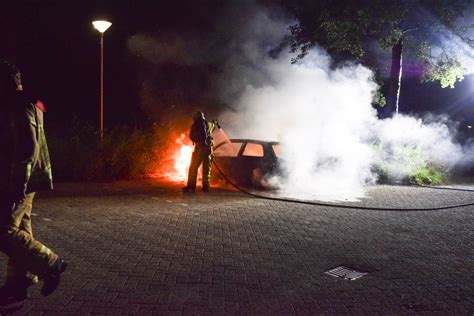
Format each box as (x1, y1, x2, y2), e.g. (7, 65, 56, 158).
(212, 119, 221, 129)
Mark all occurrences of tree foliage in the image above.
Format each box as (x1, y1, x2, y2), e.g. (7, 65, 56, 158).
(283, 0, 472, 88)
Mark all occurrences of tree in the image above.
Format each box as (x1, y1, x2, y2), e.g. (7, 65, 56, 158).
(282, 0, 473, 113)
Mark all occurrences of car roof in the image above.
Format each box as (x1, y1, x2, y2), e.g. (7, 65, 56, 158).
(230, 139, 280, 145)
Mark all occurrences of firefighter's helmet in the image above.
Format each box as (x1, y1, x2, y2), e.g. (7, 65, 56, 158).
(194, 111, 205, 120)
(0, 60, 22, 94)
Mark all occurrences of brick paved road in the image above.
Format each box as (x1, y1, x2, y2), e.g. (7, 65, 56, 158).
(1, 180, 473, 315)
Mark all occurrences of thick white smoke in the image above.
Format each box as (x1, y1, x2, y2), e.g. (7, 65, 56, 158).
(126, 1, 469, 201)
(221, 51, 379, 201)
(371, 115, 463, 182)
(219, 7, 466, 202)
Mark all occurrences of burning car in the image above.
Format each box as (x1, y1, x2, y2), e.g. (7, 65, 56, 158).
(213, 138, 281, 188)
(166, 128, 281, 189)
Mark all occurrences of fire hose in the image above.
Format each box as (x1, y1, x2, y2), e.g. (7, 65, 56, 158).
(212, 159, 474, 212)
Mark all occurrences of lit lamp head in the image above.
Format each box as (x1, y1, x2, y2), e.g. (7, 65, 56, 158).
(92, 20, 112, 33)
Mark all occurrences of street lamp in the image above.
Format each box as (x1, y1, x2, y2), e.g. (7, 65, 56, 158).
(92, 20, 112, 141)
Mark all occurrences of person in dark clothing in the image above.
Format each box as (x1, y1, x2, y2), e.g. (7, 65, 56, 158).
(0, 60, 67, 306)
(182, 111, 218, 192)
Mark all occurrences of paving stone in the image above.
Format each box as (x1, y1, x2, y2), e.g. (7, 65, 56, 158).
(0, 180, 473, 314)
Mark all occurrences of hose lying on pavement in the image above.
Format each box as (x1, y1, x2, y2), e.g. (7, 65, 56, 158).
(417, 184, 474, 193)
(212, 160, 474, 212)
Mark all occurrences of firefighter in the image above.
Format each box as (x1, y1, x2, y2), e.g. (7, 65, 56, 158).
(0, 60, 67, 306)
(182, 111, 218, 192)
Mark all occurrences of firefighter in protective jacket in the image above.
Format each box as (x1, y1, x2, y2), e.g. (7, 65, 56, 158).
(0, 60, 67, 306)
(182, 111, 218, 192)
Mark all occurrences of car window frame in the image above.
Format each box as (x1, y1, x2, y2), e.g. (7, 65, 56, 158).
(214, 141, 245, 157)
(240, 142, 265, 158)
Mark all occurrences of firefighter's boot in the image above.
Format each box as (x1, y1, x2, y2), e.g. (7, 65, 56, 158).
(182, 186, 196, 192)
(0, 278, 35, 306)
(41, 258, 68, 297)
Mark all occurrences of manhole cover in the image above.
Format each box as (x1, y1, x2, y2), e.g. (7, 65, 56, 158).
(325, 266, 368, 280)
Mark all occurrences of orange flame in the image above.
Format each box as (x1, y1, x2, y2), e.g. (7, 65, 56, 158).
(173, 133, 193, 181)
(161, 133, 201, 183)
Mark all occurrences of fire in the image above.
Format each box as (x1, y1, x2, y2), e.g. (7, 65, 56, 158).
(164, 132, 202, 182)
(174, 134, 193, 181)
(151, 128, 231, 188)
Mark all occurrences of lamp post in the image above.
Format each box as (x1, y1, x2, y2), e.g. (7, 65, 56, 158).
(92, 20, 112, 141)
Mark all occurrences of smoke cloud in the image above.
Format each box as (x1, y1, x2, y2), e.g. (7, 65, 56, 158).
(216, 4, 467, 201)
(220, 50, 378, 201)
(128, 1, 471, 201)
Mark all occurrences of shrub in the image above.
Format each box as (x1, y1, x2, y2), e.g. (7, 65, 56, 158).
(47, 119, 164, 181)
(371, 142, 449, 186)
(408, 164, 447, 185)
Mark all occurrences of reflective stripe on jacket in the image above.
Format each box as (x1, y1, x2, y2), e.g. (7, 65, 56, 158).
(1, 94, 53, 196)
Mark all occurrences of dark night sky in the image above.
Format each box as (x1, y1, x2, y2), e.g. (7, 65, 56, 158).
(2, 0, 474, 135)
(1, 0, 222, 131)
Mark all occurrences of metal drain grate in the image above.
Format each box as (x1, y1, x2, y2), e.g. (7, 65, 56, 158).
(325, 266, 368, 280)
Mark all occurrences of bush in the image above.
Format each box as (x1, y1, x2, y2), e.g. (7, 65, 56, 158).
(47, 119, 164, 181)
(408, 164, 447, 185)
(372, 142, 449, 186)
